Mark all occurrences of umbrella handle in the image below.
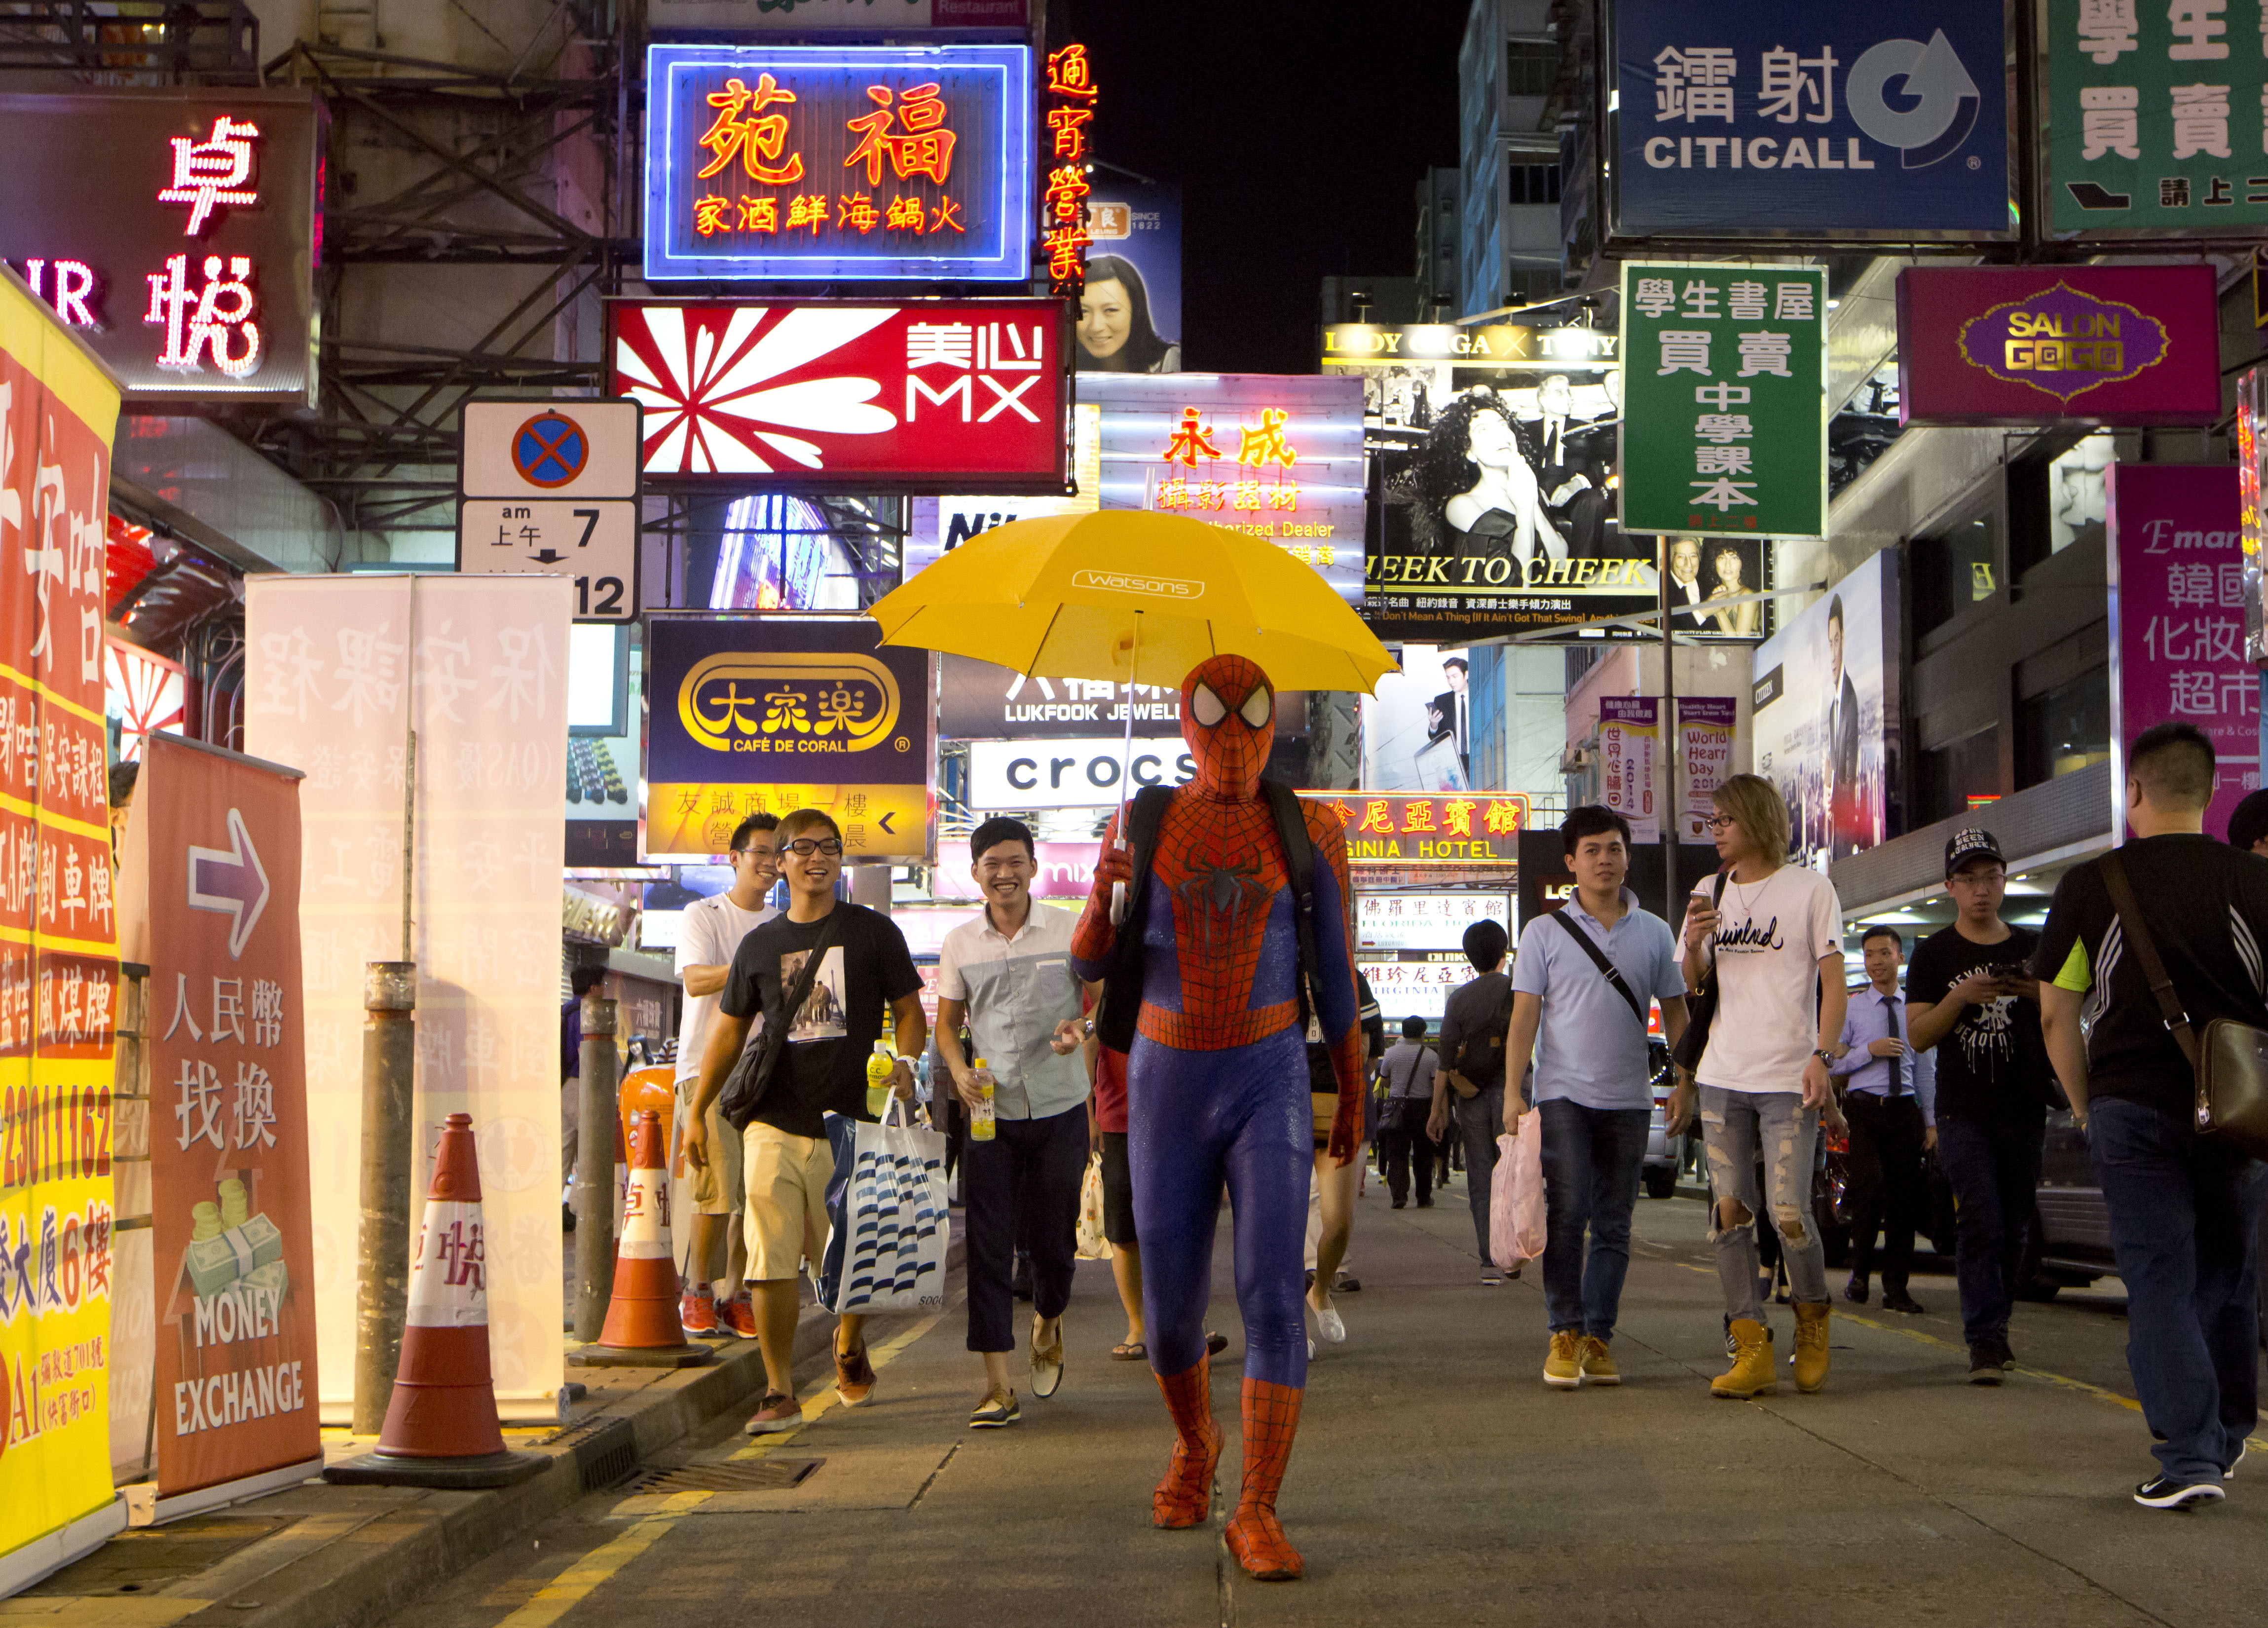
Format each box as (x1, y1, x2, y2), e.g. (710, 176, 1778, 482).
(1110, 876, 1128, 927)
(1110, 611, 1141, 928)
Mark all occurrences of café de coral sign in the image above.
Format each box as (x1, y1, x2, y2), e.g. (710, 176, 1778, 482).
(1305, 792, 1530, 866)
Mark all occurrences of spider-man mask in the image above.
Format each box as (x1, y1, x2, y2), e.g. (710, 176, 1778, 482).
(1180, 654, 1274, 800)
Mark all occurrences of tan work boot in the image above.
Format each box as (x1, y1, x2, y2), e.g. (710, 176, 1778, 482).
(1543, 1330, 1583, 1388)
(1792, 1300, 1831, 1393)
(1578, 1335, 1620, 1385)
(1711, 1318, 1777, 1399)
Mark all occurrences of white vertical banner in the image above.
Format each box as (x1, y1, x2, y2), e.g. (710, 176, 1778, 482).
(244, 575, 570, 1418)
(1597, 696, 1661, 844)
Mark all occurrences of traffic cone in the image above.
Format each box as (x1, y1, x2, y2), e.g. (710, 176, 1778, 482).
(326, 1114, 546, 1488)
(569, 1109, 715, 1369)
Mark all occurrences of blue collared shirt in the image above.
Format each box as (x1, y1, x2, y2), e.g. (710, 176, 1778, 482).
(1831, 984, 1938, 1126)
(1510, 888, 1686, 1111)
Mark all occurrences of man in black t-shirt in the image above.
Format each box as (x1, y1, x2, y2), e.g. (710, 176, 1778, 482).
(1907, 828, 2056, 1383)
(683, 808, 926, 1436)
(2035, 724, 2268, 1509)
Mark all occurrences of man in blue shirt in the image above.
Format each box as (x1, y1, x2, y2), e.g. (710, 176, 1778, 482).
(1506, 806, 1689, 1388)
(1829, 925, 1936, 1316)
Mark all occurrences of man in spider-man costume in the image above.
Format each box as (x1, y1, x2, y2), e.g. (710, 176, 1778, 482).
(1072, 653, 1363, 1583)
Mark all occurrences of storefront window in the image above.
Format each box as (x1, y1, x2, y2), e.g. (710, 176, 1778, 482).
(1918, 724, 2000, 824)
(1913, 507, 1999, 636)
(2017, 666, 2111, 790)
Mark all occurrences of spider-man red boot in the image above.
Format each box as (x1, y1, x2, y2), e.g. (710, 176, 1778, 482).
(1224, 1377, 1304, 1581)
(1152, 1358, 1221, 1528)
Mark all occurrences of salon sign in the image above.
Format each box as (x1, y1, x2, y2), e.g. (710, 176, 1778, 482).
(1619, 262, 1827, 541)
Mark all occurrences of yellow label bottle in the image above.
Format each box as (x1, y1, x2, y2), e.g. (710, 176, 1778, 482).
(969, 1058, 997, 1141)
(865, 1039, 895, 1117)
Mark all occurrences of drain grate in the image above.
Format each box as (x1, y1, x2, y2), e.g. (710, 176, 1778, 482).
(570, 1418, 641, 1491)
(621, 1458, 823, 1495)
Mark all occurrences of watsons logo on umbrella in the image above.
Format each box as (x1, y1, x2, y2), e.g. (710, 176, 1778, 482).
(1955, 283, 2171, 402)
(1069, 568, 1205, 601)
(676, 652, 902, 755)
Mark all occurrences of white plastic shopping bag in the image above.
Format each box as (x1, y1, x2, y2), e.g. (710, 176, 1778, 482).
(815, 1099, 951, 1314)
(1489, 1116, 1547, 1271)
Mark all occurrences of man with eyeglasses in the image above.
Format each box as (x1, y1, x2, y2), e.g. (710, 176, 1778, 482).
(672, 812, 780, 1340)
(1906, 829, 2056, 1383)
(684, 807, 926, 1434)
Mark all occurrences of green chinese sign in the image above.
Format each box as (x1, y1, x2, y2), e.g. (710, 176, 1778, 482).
(1619, 263, 1827, 542)
(2047, 0, 2268, 237)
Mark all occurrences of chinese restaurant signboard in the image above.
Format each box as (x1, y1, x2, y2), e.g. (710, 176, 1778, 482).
(0, 89, 321, 405)
(1620, 262, 1828, 542)
(1895, 265, 2220, 426)
(1300, 792, 1529, 867)
(2106, 463, 2259, 842)
(643, 43, 1032, 282)
(2045, 1, 2268, 239)
(643, 615, 935, 863)
(611, 299, 1067, 492)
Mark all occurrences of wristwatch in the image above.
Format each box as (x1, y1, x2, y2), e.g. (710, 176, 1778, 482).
(1812, 1049, 1835, 1063)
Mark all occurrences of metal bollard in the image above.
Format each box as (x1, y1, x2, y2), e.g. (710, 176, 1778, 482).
(574, 994, 620, 1343)
(354, 962, 417, 1437)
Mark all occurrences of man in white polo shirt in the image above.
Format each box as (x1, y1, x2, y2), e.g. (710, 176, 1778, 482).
(673, 811, 779, 1339)
(937, 816, 1089, 1429)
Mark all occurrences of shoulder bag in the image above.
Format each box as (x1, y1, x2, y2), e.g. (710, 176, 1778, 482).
(2099, 851, 2268, 1161)
(1670, 871, 1729, 1077)
(717, 909, 846, 1132)
(1548, 907, 1649, 1031)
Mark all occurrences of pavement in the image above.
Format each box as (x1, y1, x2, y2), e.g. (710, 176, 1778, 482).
(14, 1169, 2267, 1628)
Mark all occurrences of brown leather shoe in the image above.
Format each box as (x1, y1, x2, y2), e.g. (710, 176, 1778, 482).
(835, 1336, 876, 1406)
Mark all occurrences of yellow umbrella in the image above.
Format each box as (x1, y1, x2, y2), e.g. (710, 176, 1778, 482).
(865, 509, 1395, 695)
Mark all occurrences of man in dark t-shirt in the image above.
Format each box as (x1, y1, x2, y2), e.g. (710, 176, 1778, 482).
(684, 808, 926, 1436)
(1907, 828, 2056, 1381)
(2034, 723, 2268, 1509)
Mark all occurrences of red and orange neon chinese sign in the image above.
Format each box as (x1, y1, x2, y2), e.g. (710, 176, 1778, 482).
(646, 44, 1032, 283)
(1043, 43, 1097, 295)
(1303, 791, 1529, 866)
(1153, 404, 1310, 523)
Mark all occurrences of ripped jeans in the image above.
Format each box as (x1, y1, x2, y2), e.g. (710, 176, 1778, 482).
(1701, 1087, 1827, 1320)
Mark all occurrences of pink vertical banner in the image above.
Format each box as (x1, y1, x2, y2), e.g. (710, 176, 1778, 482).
(1677, 697, 1739, 842)
(2106, 462, 2259, 842)
(1598, 696, 1660, 843)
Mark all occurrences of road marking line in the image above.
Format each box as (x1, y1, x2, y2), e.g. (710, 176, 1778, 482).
(728, 1309, 946, 1461)
(490, 1516, 676, 1628)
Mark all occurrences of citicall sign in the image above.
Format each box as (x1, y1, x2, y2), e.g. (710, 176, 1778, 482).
(967, 737, 1193, 809)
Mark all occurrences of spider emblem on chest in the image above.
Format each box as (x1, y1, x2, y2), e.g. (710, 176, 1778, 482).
(1173, 855, 1276, 957)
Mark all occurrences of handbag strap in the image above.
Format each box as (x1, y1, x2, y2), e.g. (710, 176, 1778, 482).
(2098, 851, 2208, 1122)
(1549, 905, 1647, 1030)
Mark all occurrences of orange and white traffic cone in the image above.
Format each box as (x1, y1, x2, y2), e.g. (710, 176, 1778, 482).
(569, 1108, 715, 1369)
(326, 1113, 546, 1488)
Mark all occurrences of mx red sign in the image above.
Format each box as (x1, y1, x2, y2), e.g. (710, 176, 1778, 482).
(610, 299, 1068, 492)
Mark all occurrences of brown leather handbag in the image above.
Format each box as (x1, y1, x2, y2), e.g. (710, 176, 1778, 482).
(2100, 852, 2268, 1161)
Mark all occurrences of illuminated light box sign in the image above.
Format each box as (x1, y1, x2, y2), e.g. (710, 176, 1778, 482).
(648, 0, 1028, 26)
(610, 298, 1067, 492)
(1895, 265, 2221, 428)
(0, 88, 321, 404)
(1301, 791, 1530, 867)
(1355, 891, 1512, 952)
(644, 43, 1031, 282)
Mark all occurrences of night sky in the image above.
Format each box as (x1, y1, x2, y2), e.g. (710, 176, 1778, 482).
(1066, 2, 1470, 377)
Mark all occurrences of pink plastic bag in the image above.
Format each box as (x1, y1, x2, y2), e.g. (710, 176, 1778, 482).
(1489, 1117, 1547, 1270)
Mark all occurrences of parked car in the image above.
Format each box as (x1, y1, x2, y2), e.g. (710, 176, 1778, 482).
(1641, 1040, 1688, 1198)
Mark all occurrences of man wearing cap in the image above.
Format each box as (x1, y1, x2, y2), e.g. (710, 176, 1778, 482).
(1906, 830, 2057, 1382)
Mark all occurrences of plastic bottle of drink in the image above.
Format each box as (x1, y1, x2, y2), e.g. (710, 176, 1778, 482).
(865, 1039, 895, 1118)
(969, 1058, 997, 1141)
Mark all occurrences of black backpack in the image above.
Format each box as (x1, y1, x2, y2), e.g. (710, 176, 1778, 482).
(1094, 781, 1321, 1053)
(1450, 977, 1515, 1085)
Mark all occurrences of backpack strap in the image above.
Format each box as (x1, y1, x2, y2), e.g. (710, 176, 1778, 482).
(1264, 781, 1322, 1033)
(1095, 786, 1175, 1051)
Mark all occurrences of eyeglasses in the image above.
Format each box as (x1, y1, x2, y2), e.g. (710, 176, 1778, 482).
(784, 837, 844, 858)
(1703, 815, 1738, 832)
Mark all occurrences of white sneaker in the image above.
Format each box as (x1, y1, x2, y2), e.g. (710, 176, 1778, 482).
(1312, 1301, 1346, 1344)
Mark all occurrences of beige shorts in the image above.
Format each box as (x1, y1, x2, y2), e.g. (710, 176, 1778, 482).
(741, 1120, 833, 1282)
(675, 1078, 744, 1216)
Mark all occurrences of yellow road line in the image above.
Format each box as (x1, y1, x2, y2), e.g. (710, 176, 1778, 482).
(490, 1516, 677, 1628)
(730, 1309, 945, 1460)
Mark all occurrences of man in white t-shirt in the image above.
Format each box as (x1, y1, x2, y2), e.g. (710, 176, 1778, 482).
(1672, 774, 1849, 1400)
(674, 812, 780, 1339)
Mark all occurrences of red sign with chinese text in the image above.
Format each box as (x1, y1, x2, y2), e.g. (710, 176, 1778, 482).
(1042, 43, 1097, 293)
(133, 734, 318, 1497)
(611, 299, 1068, 492)
(1301, 791, 1529, 866)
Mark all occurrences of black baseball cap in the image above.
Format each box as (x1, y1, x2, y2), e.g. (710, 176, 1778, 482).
(1944, 828, 2005, 879)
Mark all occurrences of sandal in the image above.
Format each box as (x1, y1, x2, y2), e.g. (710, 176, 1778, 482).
(1111, 1340, 1148, 1361)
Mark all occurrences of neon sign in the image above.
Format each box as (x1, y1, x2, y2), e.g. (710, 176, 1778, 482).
(644, 44, 1032, 282)
(1042, 43, 1096, 294)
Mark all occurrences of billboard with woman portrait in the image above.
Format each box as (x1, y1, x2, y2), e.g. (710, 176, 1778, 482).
(1076, 181, 1181, 374)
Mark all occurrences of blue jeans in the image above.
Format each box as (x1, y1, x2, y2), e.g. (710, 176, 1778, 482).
(1935, 1111, 2045, 1348)
(1538, 1100, 1650, 1338)
(2088, 1096, 2268, 1483)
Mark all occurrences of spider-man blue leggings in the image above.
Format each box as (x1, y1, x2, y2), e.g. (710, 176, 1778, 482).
(1128, 1023, 1310, 1390)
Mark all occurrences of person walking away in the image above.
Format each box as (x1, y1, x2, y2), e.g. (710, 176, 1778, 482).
(1431, 919, 1515, 1283)
(672, 813, 780, 1338)
(2034, 723, 2268, 1509)
(683, 809, 927, 1434)
(1908, 829, 2057, 1380)
(935, 818, 1090, 1428)
(1305, 970, 1384, 1343)
(1377, 1018, 1437, 1208)
(1507, 806, 1688, 1388)
(1831, 925, 1933, 1316)
(1671, 773, 1848, 1398)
